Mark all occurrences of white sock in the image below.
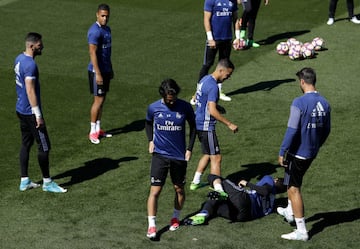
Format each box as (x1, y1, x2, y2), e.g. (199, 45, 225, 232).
(286, 200, 294, 215)
(218, 83, 223, 93)
(148, 216, 156, 228)
(172, 209, 181, 220)
(43, 178, 52, 184)
(192, 172, 202, 184)
(90, 122, 96, 134)
(21, 177, 29, 182)
(214, 183, 224, 192)
(295, 217, 307, 233)
(96, 120, 101, 133)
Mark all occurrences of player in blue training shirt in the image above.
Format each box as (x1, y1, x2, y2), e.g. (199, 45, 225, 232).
(184, 174, 286, 225)
(87, 3, 114, 144)
(190, 0, 239, 104)
(277, 67, 331, 241)
(145, 79, 196, 239)
(14, 32, 67, 193)
(190, 59, 238, 194)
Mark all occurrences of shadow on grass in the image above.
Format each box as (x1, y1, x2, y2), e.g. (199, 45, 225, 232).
(227, 78, 295, 97)
(307, 208, 360, 239)
(52, 156, 138, 186)
(106, 119, 145, 136)
(256, 30, 310, 45)
(225, 162, 280, 183)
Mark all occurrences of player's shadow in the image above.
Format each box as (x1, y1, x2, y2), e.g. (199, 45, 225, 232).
(226, 78, 295, 97)
(257, 30, 310, 45)
(225, 162, 280, 183)
(106, 119, 145, 136)
(52, 156, 138, 187)
(307, 208, 360, 239)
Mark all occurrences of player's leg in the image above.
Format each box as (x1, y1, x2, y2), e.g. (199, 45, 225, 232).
(217, 41, 232, 101)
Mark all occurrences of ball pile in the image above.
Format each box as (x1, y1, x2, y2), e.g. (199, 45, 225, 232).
(276, 37, 325, 60)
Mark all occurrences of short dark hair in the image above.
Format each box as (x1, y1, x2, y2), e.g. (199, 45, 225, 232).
(98, 3, 110, 12)
(25, 32, 42, 43)
(217, 58, 235, 70)
(296, 67, 316, 85)
(159, 78, 180, 97)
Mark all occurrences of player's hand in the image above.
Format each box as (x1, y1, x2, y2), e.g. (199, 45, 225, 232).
(148, 141, 154, 154)
(278, 156, 288, 167)
(228, 123, 238, 133)
(207, 39, 216, 49)
(35, 117, 44, 128)
(185, 150, 192, 161)
(96, 73, 103, 85)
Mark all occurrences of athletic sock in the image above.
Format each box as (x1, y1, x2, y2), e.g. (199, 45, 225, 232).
(43, 178, 52, 183)
(96, 120, 101, 133)
(192, 172, 202, 184)
(214, 183, 224, 192)
(172, 209, 181, 220)
(286, 200, 294, 216)
(90, 122, 96, 134)
(295, 217, 307, 233)
(148, 216, 156, 228)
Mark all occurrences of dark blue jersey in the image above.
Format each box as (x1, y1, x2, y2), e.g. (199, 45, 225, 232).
(247, 175, 276, 218)
(204, 0, 238, 40)
(280, 92, 331, 159)
(14, 53, 41, 115)
(195, 75, 219, 131)
(87, 22, 112, 73)
(146, 99, 195, 160)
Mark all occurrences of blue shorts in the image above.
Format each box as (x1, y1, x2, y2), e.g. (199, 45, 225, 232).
(88, 71, 112, 96)
(197, 130, 220, 155)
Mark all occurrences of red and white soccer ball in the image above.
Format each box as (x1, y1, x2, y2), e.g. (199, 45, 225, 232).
(301, 42, 315, 58)
(312, 37, 324, 51)
(233, 39, 247, 50)
(276, 42, 289, 55)
(288, 44, 302, 60)
(286, 38, 297, 47)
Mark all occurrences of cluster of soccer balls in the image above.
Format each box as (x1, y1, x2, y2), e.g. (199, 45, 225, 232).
(276, 37, 325, 60)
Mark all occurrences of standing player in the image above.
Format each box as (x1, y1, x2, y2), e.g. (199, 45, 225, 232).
(190, 0, 239, 105)
(277, 68, 331, 241)
(235, 0, 269, 48)
(190, 59, 238, 194)
(14, 32, 67, 193)
(327, 0, 360, 25)
(145, 79, 196, 239)
(88, 3, 114, 144)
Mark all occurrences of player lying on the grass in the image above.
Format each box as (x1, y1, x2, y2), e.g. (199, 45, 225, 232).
(185, 174, 286, 225)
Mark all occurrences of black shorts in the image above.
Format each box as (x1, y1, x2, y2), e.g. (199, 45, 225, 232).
(150, 153, 187, 187)
(284, 154, 313, 188)
(17, 112, 51, 152)
(88, 71, 112, 96)
(197, 130, 220, 155)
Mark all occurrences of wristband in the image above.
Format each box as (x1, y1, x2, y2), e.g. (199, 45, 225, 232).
(206, 31, 214, 41)
(32, 106, 42, 119)
(235, 30, 240, 40)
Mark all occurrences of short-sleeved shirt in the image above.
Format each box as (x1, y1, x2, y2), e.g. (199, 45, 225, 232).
(87, 22, 112, 73)
(146, 99, 195, 161)
(204, 0, 238, 40)
(195, 75, 219, 131)
(14, 53, 41, 115)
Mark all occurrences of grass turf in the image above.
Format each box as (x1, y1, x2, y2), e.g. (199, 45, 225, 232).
(0, 0, 359, 248)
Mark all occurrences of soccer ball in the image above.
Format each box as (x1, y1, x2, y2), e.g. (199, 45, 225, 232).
(286, 38, 297, 47)
(233, 39, 246, 50)
(312, 37, 324, 51)
(276, 42, 289, 55)
(301, 42, 315, 58)
(288, 44, 302, 60)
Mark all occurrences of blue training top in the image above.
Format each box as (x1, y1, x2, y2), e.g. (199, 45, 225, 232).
(248, 175, 276, 218)
(146, 99, 195, 161)
(279, 92, 331, 159)
(195, 75, 219, 131)
(14, 53, 41, 115)
(87, 22, 112, 73)
(204, 0, 238, 41)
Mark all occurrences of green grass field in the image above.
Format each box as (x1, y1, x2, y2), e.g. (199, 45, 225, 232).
(0, 0, 359, 248)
